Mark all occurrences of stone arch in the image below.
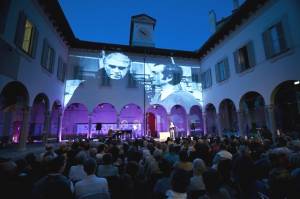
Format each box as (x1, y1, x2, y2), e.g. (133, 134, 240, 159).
(189, 105, 204, 136)
(49, 100, 62, 141)
(205, 103, 217, 136)
(91, 103, 118, 137)
(219, 99, 238, 136)
(239, 91, 266, 136)
(0, 81, 29, 143)
(170, 105, 187, 137)
(119, 103, 143, 138)
(271, 80, 300, 134)
(62, 103, 89, 140)
(146, 104, 169, 137)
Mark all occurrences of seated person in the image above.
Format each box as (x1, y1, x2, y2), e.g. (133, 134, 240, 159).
(74, 158, 110, 199)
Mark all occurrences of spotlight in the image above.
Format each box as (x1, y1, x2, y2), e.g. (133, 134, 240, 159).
(294, 81, 300, 85)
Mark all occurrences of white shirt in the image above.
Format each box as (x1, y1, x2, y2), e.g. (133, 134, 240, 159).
(69, 165, 87, 182)
(74, 174, 109, 199)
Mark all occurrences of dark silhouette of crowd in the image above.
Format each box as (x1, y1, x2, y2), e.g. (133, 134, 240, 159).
(1, 134, 300, 199)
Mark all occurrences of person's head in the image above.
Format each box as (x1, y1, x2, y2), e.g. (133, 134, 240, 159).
(150, 64, 182, 86)
(47, 155, 66, 174)
(104, 52, 130, 79)
(83, 158, 97, 175)
(179, 150, 189, 162)
(102, 153, 113, 165)
(202, 168, 222, 194)
(193, 158, 206, 176)
(171, 169, 190, 193)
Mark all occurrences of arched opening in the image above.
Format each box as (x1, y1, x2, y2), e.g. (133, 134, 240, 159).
(205, 103, 217, 136)
(219, 99, 238, 136)
(0, 81, 29, 144)
(189, 105, 203, 136)
(91, 103, 117, 138)
(119, 103, 143, 138)
(272, 80, 300, 135)
(170, 105, 187, 137)
(239, 91, 266, 136)
(62, 103, 89, 140)
(146, 104, 168, 138)
(50, 101, 62, 142)
(29, 93, 49, 142)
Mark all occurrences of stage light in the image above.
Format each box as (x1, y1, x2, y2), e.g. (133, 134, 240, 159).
(294, 81, 300, 85)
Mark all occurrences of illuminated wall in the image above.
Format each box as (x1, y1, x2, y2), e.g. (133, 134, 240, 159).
(63, 49, 202, 136)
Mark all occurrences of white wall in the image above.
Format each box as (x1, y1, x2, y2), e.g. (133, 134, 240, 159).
(0, 0, 69, 108)
(200, 0, 300, 111)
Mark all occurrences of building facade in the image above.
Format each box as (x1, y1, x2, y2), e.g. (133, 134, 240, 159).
(0, 0, 299, 148)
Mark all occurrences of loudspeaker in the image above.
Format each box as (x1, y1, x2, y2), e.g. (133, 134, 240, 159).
(96, 123, 102, 130)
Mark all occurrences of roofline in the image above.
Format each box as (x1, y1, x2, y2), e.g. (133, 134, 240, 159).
(196, 0, 269, 58)
(38, 0, 269, 59)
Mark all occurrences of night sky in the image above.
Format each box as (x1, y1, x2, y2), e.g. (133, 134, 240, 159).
(59, 0, 243, 51)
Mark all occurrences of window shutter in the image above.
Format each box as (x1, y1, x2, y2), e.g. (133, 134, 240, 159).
(62, 63, 67, 82)
(41, 39, 48, 67)
(30, 26, 39, 57)
(0, 0, 11, 34)
(224, 58, 230, 80)
(246, 41, 255, 68)
(276, 22, 287, 51)
(215, 63, 220, 82)
(201, 72, 206, 89)
(14, 11, 26, 48)
(233, 50, 241, 73)
(50, 48, 56, 73)
(207, 69, 212, 87)
(263, 30, 272, 59)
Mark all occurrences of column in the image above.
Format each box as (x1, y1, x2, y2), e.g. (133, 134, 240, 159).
(18, 106, 31, 150)
(237, 110, 244, 137)
(43, 110, 51, 143)
(88, 113, 92, 139)
(2, 110, 12, 138)
(57, 112, 63, 142)
(202, 112, 207, 135)
(265, 104, 276, 141)
(216, 113, 222, 137)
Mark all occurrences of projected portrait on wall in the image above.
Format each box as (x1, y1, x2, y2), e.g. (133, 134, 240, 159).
(103, 52, 131, 79)
(148, 63, 199, 110)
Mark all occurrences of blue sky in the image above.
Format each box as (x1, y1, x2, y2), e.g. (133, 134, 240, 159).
(59, 0, 241, 51)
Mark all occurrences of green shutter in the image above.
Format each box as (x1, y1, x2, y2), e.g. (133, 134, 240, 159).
(224, 58, 230, 80)
(215, 63, 220, 82)
(41, 39, 48, 67)
(14, 11, 26, 48)
(234, 50, 241, 73)
(263, 30, 272, 59)
(277, 22, 287, 51)
(31, 26, 39, 57)
(247, 41, 255, 68)
(50, 48, 56, 73)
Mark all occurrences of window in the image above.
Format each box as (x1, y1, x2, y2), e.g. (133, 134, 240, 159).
(101, 69, 110, 86)
(41, 39, 55, 73)
(263, 21, 288, 58)
(57, 57, 66, 82)
(215, 58, 230, 82)
(191, 68, 200, 83)
(201, 69, 212, 89)
(127, 73, 137, 88)
(0, 0, 11, 34)
(15, 11, 38, 57)
(234, 41, 255, 73)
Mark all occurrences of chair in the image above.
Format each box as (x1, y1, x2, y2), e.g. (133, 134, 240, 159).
(79, 192, 110, 199)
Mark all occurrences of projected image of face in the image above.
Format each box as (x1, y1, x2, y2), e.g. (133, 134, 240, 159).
(150, 64, 183, 86)
(104, 52, 131, 79)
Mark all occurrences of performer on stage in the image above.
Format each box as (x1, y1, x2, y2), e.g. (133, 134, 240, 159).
(169, 122, 176, 139)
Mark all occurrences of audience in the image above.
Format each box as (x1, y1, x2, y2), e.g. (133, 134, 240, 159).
(2, 132, 300, 199)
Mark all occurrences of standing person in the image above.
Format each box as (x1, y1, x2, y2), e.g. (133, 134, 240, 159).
(169, 122, 176, 139)
(74, 158, 110, 199)
(103, 52, 131, 80)
(32, 155, 73, 199)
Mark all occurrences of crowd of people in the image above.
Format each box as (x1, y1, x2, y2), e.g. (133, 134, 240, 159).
(1, 133, 300, 199)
